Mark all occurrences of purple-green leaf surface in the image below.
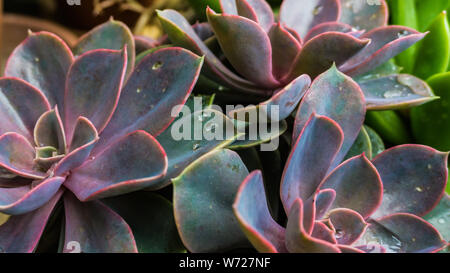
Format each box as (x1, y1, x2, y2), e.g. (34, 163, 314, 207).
(207, 8, 279, 88)
(0, 176, 64, 215)
(357, 213, 446, 253)
(63, 192, 137, 253)
(157, 9, 262, 95)
(293, 65, 366, 168)
(311, 222, 337, 244)
(92, 47, 203, 155)
(339, 0, 388, 31)
(64, 48, 127, 141)
(328, 208, 367, 245)
(234, 170, 287, 253)
(65, 131, 167, 201)
(0, 190, 62, 253)
(238, 0, 274, 32)
(287, 32, 369, 80)
(280, 0, 341, 38)
(0, 133, 45, 179)
(304, 22, 355, 41)
(173, 149, 250, 253)
(4, 31, 73, 108)
(340, 26, 427, 76)
(34, 108, 66, 155)
(228, 74, 311, 122)
(153, 109, 237, 190)
(0, 78, 50, 142)
(281, 114, 343, 213)
(268, 23, 302, 81)
(357, 74, 438, 110)
(54, 117, 99, 176)
(73, 19, 135, 75)
(285, 198, 341, 253)
(319, 154, 382, 218)
(371, 145, 448, 218)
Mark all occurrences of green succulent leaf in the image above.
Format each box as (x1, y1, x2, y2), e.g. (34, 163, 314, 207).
(344, 126, 372, 160)
(364, 125, 385, 158)
(413, 11, 450, 79)
(173, 149, 250, 253)
(411, 72, 450, 151)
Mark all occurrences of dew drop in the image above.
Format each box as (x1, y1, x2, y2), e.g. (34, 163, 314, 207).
(136, 88, 142, 94)
(397, 30, 409, 38)
(415, 186, 423, 192)
(152, 61, 163, 70)
(427, 164, 432, 170)
(193, 143, 200, 150)
(313, 5, 323, 15)
(162, 87, 167, 93)
(34, 57, 40, 62)
(438, 218, 446, 224)
(383, 90, 403, 98)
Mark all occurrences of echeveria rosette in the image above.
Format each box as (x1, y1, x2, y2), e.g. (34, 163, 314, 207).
(232, 66, 448, 253)
(0, 20, 205, 252)
(157, 0, 435, 110)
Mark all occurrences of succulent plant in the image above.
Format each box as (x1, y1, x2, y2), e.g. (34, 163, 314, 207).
(157, 0, 437, 111)
(172, 66, 449, 253)
(0, 17, 250, 252)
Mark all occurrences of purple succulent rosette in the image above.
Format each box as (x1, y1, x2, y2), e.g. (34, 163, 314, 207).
(157, 0, 436, 110)
(0, 19, 210, 253)
(173, 66, 448, 253)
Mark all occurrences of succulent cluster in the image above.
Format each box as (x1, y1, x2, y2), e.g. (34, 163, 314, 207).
(0, 0, 449, 253)
(173, 66, 449, 253)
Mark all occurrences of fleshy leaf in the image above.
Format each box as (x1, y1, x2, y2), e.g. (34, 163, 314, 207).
(207, 8, 279, 88)
(34, 108, 66, 155)
(0, 190, 62, 253)
(238, 0, 274, 32)
(315, 189, 336, 220)
(228, 74, 311, 122)
(372, 145, 448, 218)
(227, 120, 287, 150)
(293, 65, 366, 168)
(365, 125, 385, 158)
(287, 32, 369, 79)
(280, 0, 341, 38)
(4, 31, 73, 108)
(220, 0, 238, 14)
(328, 208, 367, 245)
(63, 192, 137, 253)
(340, 26, 427, 76)
(312, 222, 337, 244)
(424, 194, 450, 242)
(281, 114, 343, 213)
(157, 9, 263, 95)
(54, 117, 99, 176)
(357, 213, 446, 253)
(285, 198, 341, 253)
(268, 23, 302, 81)
(64, 48, 127, 141)
(103, 192, 185, 253)
(65, 131, 167, 201)
(73, 19, 135, 75)
(0, 176, 64, 215)
(0, 78, 51, 142)
(234, 170, 287, 253)
(411, 71, 450, 151)
(357, 74, 437, 110)
(319, 154, 382, 218)
(152, 108, 237, 190)
(92, 47, 203, 155)
(339, 0, 388, 31)
(304, 21, 355, 41)
(173, 149, 250, 253)
(0, 133, 45, 179)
